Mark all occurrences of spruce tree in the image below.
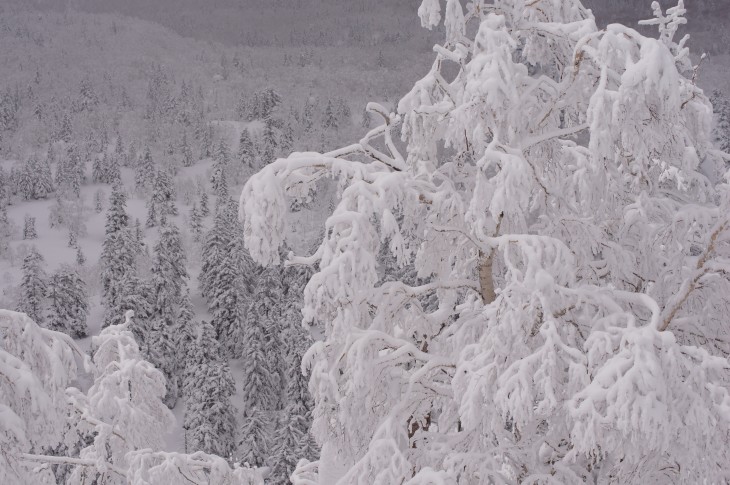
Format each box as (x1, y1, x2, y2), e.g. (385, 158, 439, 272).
(183, 321, 236, 457)
(152, 169, 178, 217)
(100, 185, 138, 327)
(322, 99, 338, 130)
(17, 247, 47, 324)
(46, 267, 88, 338)
(75, 246, 86, 266)
(262, 117, 277, 167)
(210, 139, 230, 197)
(181, 131, 194, 167)
(200, 190, 210, 217)
(237, 128, 255, 173)
(149, 221, 189, 407)
(190, 203, 203, 241)
(135, 145, 156, 193)
(23, 215, 37, 240)
(93, 189, 104, 213)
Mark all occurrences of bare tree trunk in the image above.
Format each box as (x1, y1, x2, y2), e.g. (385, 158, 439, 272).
(478, 249, 496, 304)
(478, 214, 503, 305)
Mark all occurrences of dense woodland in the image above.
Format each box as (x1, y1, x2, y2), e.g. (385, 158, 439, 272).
(2, 0, 730, 484)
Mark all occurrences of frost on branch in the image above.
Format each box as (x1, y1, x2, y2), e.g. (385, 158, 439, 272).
(241, 0, 730, 483)
(0, 310, 77, 484)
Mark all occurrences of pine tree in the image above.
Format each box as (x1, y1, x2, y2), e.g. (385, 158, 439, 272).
(237, 128, 255, 173)
(100, 185, 138, 327)
(58, 112, 72, 143)
(135, 145, 156, 193)
(190, 203, 203, 241)
(360, 106, 371, 129)
(262, 117, 277, 167)
(75, 246, 86, 266)
(146, 197, 157, 228)
(184, 321, 236, 457)
(56, 144, 84, 198)
(238, 409, 269, 468)
(181, 131, 194, 167)
(23, 215, 37, 240)
(93, 190, 105, 214)
(67, 228, 77, 248)
(279, 121, 294, 158)
(17, 247, 47, 324)
(322, 99, 338, 131)
(148, 221, 189, 407)
(210, 140, 230, 196)
(151, 169, 178, 217)
(46, 267, 88, 338)
(175, 287, 197, 395)
(200, 190, 210, 217)
(92, 155, 104, 183)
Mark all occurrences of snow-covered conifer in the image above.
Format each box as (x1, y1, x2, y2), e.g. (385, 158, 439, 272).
(22, 214, 37, 240)
(190, 202, 203, 241)
(184, 322, 236, 457)
(135, 145, 156, 193)
(46, 266, 88, 338)
(101, 185, 139, 327)
(17, 247, 46, 324)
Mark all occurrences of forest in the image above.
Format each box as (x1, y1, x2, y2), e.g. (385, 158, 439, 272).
(1, 0, 730, 484)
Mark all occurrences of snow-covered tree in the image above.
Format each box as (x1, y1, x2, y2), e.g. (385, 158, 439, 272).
(0, 310, 79, 484)
(184, 321, 237, 457)
(238, 128, 255, 174)
(321, 99, 337, 131)
(148, 221, 189, 406)
(46, 266, 88, 338)
(17, 247, 46, 324)
(190, 202, 203, 241)
(101, 185, 139, 327)
(181, 131, 194, 167)
(135, 145, 156, 193)
(241, 2, 730, 483)
(23, 214, 37, 240)
(211, 139, 230, 196)
(67, 311, 175, 484)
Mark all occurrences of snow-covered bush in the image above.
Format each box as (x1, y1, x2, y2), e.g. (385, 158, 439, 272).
(241, 1, 730, 483)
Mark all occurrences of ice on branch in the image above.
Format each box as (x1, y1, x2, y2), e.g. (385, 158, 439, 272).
(240, 0, 730, 483)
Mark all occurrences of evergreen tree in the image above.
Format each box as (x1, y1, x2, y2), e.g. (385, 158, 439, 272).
(237, 128, 255, 173)
(17, 247, 46, 324)
(75, 246, 86, 267)
(190, 203, 203, 241)
(46, 267, 88, 338)
(56, 144, 84, 198)
(135, 145, 156, 193)
(361, 106, 371, 129)
(151, 169, 178, 218)
(58, 112, 72, 143)
(100, 185, 138, 327)
(184, 321, 236, 457)
(200, 190, 210, 217)
(23, 215, 37, 240)
(149, 222, 188, 406)
(238, 409, 269, 468)
(322, 99, 338, 131)
(145, 197, 158, 228)
(93, 189, 104, 213)
(181, 131, 194, 167)
(210, 139, 230, 196)
(262, 117, 277, 166)
(279, 121, 294, 158)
